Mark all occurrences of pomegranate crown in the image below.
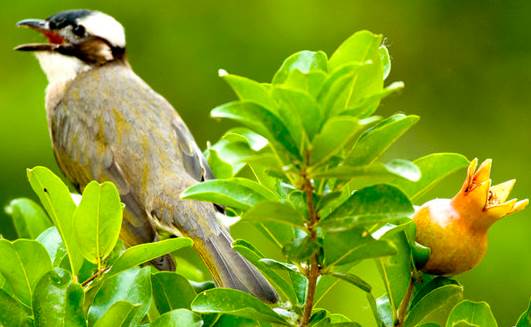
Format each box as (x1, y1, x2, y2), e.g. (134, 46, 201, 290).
(453, 158, 528, 227)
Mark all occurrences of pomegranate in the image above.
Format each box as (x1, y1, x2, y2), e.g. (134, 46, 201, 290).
(413, 158, 528, 275)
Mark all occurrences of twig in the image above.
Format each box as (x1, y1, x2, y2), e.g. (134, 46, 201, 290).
(396, 276, 415, 327)
(299, 152, 321, 327)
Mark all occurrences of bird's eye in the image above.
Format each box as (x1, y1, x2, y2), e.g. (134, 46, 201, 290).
(72, 25, 86, 37)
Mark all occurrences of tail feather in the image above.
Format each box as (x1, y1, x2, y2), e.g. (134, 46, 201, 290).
(197, 229, 279, 303)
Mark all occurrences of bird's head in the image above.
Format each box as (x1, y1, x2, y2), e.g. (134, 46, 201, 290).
(16, 10, 127, 83)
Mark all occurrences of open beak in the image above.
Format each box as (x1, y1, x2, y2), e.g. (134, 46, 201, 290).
(15, 18, 64, 52)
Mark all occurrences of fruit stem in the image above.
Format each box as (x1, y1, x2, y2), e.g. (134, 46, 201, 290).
(397, 275, 414, 327)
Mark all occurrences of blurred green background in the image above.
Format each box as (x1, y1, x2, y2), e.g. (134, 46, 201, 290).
(1, 1, 529, 325)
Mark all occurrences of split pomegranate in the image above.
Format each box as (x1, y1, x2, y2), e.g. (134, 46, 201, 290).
(413, 158, 528, 275)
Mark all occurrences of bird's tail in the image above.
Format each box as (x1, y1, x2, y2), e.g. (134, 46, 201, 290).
(194, 228, 278, 303)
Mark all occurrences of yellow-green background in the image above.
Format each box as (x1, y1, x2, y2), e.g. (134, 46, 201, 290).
(1, 1, 529, 325)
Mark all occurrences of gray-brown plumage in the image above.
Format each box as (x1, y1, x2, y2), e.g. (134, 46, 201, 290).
(16, 9, 277, 302)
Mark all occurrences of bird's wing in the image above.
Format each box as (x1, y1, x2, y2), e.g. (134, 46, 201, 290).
(50, 88, 156, 247)
(172, 119, 215, 181)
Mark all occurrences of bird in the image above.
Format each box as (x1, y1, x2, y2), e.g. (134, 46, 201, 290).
(15, 9, 278, 303)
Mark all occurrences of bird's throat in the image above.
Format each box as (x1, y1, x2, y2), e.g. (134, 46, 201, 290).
(35, 52, 91, 111)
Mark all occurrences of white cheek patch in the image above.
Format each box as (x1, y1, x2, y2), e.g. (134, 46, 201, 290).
(77, 11, 126, 48)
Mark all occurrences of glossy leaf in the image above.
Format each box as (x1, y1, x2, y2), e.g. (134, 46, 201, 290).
(374, 224, 414, 319)
(310, 116, 361, 165)
(108, 238, 193, 278)
(328, 30, 382, 70)
(93, 301, 140, 327)
(344, 81, 404, 118)
(27, 166, 83, 275)
(445, 300, 497, 327)
(5, 198, 51, 239)
(150, 309, 203, 327)
(211, 101, 300, 159)
(314, 159, 420, 182)
(376, 295, 394, 327)
(205, 147, 234, 179)
(73, 181, 123, 266)
(273, 50, 327, 84)
(37, 227, 68, 267)
(222, 127, 269, 152)
(32, 268, 85, 327)
(233, 240, 299, 305)
(404, 284, 463, 327)
(0, 239, 52, 306)
(321, 184, 413, 232)
(220, 72, 276, 111)
(181, 178, 278, 210)
(88, 267, 152, 326)
(379, 45, 391, 80)
(345, 114, 419, 166)
(411, 277, 460, 309)
(323, 227, 397, 267)
(206, 138, 256, 178)
(326, 271, 371, 293)
(388, 153, 469, 201)
(152, 272, 196, 313)
(241, 201, 305, 227)
(191, 288, 288, 325)
(516, 297, 531, 327)
(0, 289, 31, 327)
(273, 86, 321, 141)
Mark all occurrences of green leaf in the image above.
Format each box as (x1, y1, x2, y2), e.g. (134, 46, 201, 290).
(445, 300, 497, 327)
(323, 227, 397, 267)
(152, 272, 196, 313)
(326, 271, 371, 293)
(374, 224, 413, 320)
(388, 153, 469, 201)
(241, 201, 306, 227)
(36, 227, 69, 267)
(516, 297, 531, 327)
(328, 30, 383, 71)
(222, 127, 269, 152)
(379, 45, 391, 80)
(310, 116, 362, 165)
(404, 285, 463, 327)
(343, 81, 404, 118)
(108, 238, 193, 278)
(220, 72, 276, 111)
(273, 50, 328, 96)
(191, 288, 288, 325)
(233, 240, 301, 305)
(272, 86, 321, 140)
(411, 277, 460, 309)
(321, 184, 413, 232)
(93, 301, 140, 327)
(0, 289, 31, 327)
(375, 295, 394, 327)
(314, 159, 420, 182)
(211, 101, 301, 159)
(89, 267, 152, 326)
(150, 309, 203, 327)
(73, 181, 123, 267)
(206, 138, 256, 178)
(0, 239, 52, 306)
(32, 268, 85, 327)
(5, 198, 52, 239)
(27, 166, 83, 275)
(345, 114, 419, 166)
(181, 178, 278, 210)
(273, 50, 327, 84)
(205, 148, 234, 179)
